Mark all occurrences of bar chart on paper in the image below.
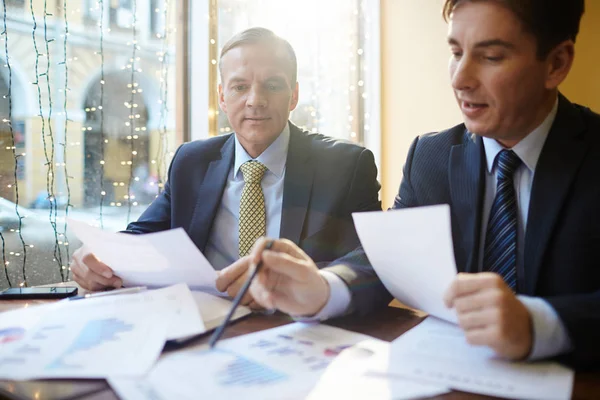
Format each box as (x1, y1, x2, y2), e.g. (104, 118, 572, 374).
(0, 310, 166, 380)
(46, 318, 134, 370)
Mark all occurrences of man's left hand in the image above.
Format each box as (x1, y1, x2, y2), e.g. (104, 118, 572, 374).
(444, 272, 533, 360)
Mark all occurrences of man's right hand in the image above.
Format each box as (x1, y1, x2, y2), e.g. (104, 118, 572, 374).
(248, 238, 330, 317)
(70, 246, 123, 291)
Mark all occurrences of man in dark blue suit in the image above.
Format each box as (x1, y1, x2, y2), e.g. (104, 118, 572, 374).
(247, 0, 600, 369)
(70, 28, 381, 307)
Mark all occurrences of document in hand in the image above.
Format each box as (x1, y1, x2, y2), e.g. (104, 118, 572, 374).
(68, 219, 219, 292)
(380, 317, 574, 400)
(110, 323, 377, 400)
(352, 204, 458, 322)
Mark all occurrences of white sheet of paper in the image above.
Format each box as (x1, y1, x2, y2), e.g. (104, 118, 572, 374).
(66, 284, 205, 340)
(380, 317, 574, 400)
(0, 302, 62, 350)
(353, 204, 458, 322)
(0, 298, 167, 379)
(110, 323, 377, 400)
(190, 291, 251, 331)
(307, 339, 449, 400)
(68, 219, 218, 291)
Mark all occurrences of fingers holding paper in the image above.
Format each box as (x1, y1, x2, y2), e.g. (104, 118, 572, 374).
(70, 245, 123, 291)
(444, 272, 533, 360)
(248, 238, 330, 317)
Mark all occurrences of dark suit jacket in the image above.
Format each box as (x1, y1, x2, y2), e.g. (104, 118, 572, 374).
(328, 95, 600, 369)
(125, 122, 381, 265)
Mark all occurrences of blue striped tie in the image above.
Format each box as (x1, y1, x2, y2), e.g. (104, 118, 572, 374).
(484, 149, 521, 290)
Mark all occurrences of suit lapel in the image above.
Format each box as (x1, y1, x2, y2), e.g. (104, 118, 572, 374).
(449, 131, 485, 273)
(280, 123, 314, 245)
(523, 95, 588, 295)
(187, 135, 235, 252)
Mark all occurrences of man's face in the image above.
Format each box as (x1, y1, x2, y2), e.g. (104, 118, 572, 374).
(218, 43, 299, 152)
(448, 1, 554, 143)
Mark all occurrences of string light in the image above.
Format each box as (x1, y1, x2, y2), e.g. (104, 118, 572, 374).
(0, 0, 15, 288)
(155, 0, 171, 196)
(98, 0, 106, 229)
(126, 0, 138, 223)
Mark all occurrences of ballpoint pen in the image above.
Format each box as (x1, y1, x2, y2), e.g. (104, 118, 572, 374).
(209, 240, 274, 348)
(69, 286, 147, 300)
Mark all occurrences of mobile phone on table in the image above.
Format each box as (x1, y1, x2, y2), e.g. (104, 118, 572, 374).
(0, 287, 78, 300)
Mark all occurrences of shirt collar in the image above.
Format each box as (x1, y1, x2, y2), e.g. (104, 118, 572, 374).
(233, 122, 290, 179)
(483, 97, 558, 174)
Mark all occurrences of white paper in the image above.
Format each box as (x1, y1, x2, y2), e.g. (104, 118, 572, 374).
(381, 317, 574, 400)
(307, 339, 449, 400)
(0, 299, 167, 379)
(110, 323, 376, 400)
(191, 290, 251, 331)
(68, 219, 218, 291)
(353, 205, 458, 322)
(0, 302, 62, 349)
(66, 284, 205, 340)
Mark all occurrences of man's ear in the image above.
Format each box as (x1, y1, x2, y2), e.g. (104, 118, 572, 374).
(544, 40, 575, 90)
(289, 82, 299, 111)
(218, 83, 227, 113)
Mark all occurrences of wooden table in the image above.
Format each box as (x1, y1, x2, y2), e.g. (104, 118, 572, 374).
(1, 295, 599, 400)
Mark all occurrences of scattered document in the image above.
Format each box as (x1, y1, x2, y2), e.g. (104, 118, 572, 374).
(67, 284, 206, 341)
(307, 339, 449, 400)
(353, 204, 458, 322)
(110, 323, 377, 400)
(68, 219, 219, 292)
(379, 317, 574, 400)
(0, 298, 166, 379)
(0, 301, 62, 349)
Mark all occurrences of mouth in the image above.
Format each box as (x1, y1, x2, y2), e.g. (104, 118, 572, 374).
(244, 117, 271, 122)
(461, 101, 488, 110)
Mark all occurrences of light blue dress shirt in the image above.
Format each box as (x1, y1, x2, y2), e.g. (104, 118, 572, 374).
(204, 124, 290, 270)
(320, 99, 573, 360)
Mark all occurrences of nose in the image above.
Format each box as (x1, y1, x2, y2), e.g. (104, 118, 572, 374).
(450, 55, 478, 92)
(246, 86, 267, 108)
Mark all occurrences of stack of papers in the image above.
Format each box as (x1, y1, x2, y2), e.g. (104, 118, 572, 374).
(380, 317, 574, 400)
(110, 323, 379, 400)
(0, 284, 250, 380)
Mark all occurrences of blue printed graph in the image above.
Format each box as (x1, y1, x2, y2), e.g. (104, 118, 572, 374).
(215, 349, 287, 386)
(46, 318, 134, 370)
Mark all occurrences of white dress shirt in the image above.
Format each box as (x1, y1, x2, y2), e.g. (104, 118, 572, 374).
(320, 99, 573, 360)
(204, 124, 289, 270)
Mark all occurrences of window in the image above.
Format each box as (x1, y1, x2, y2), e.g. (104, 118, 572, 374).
(215, 0, 376, 144)
(0, 0, 178, 289)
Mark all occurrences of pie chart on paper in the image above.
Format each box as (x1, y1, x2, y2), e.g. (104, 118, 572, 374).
(0, 327, 26, 344)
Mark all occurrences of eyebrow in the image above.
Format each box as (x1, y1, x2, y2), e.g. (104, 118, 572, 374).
(447, 38, 516, 50)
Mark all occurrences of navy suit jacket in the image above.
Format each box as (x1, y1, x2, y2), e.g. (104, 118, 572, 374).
(125, 122, 381, 265)
(328, 95, 600, 369)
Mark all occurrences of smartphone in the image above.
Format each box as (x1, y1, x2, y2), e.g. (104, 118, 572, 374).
(0, 287, 78, 300)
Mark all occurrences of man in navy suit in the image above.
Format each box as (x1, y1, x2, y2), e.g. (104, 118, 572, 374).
(70, 28, 381, 307)
(247, 0, 600, 368)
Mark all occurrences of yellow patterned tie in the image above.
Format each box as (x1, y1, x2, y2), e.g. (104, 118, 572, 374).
(239, 160, 268, 257)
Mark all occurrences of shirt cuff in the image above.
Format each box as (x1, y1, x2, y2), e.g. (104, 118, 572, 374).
(293, 271, 352, 322)
(518, 295, 573, 360)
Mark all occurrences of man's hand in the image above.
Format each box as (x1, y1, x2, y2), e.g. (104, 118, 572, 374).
(70, 246, 123, 291)
(248, 238, 330, 317)
(215, 256, 262, 310)
(444, 272, 533, 360)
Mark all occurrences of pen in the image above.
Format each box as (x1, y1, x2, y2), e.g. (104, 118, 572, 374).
(69, 286, 147, 300)
(209, 240, 274, 348)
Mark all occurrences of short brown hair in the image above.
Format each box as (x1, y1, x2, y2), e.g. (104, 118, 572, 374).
(442, 0, 585, 59)
(219, 27, 298, 84)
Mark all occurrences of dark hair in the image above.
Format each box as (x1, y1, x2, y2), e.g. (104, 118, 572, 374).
(219, 27, 298, 84)
(442, 0, 585, 59)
